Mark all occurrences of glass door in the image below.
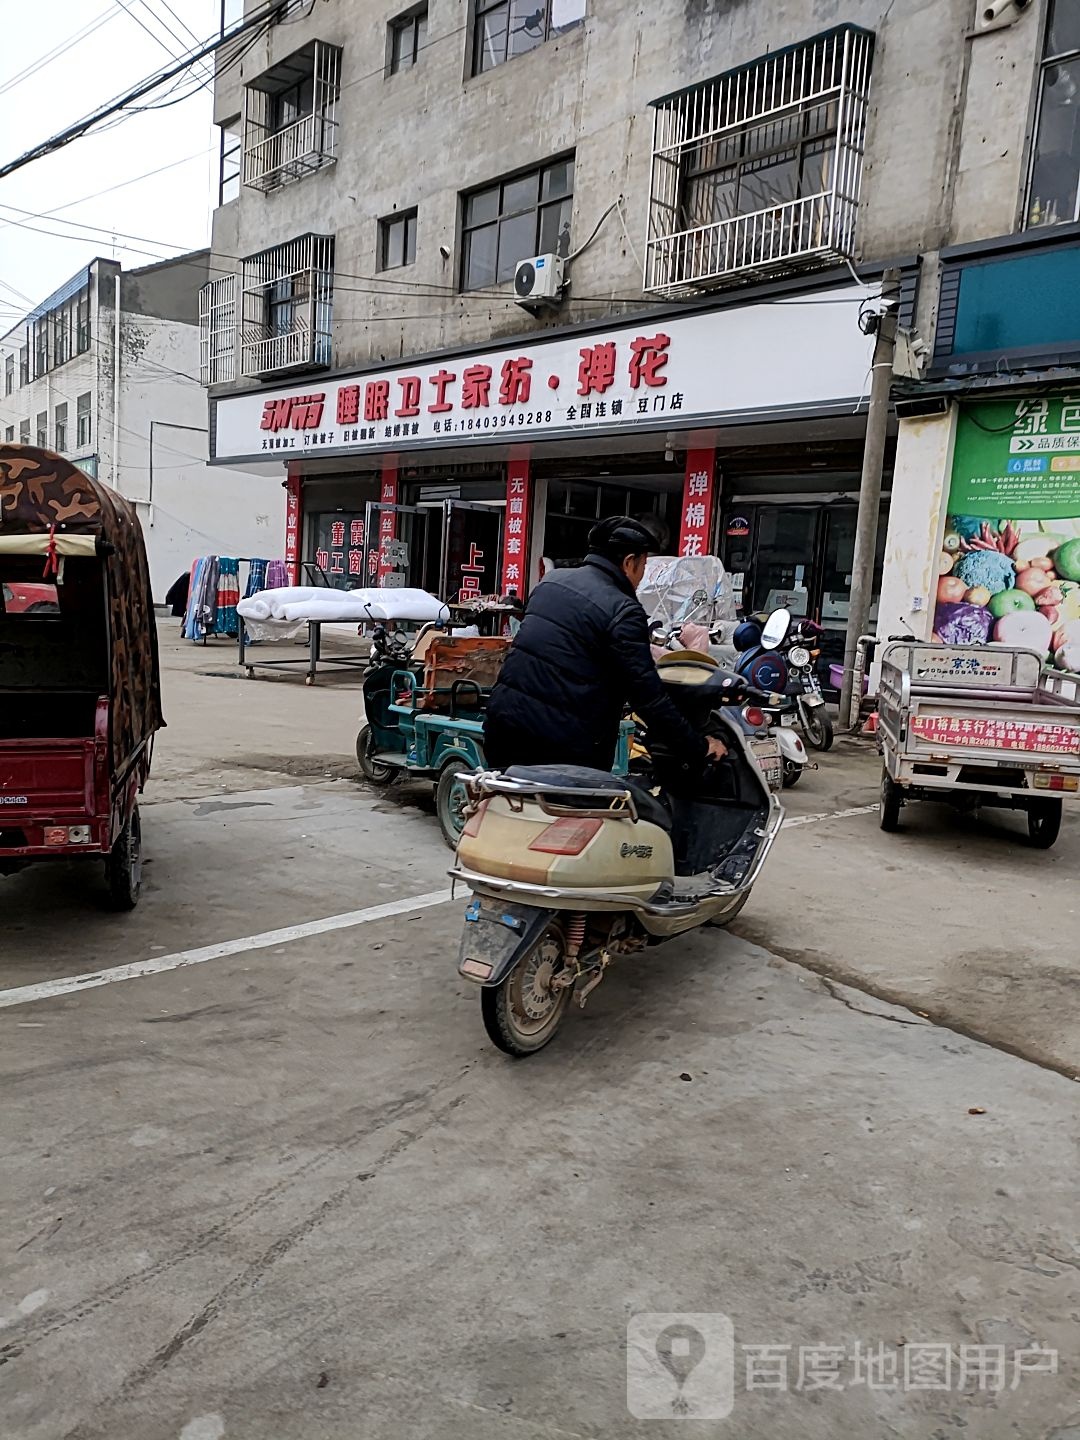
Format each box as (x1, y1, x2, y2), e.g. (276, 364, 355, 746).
(362, 501, 432, 590)
(440, 499, 503, 601)
(747, 507, 821, 618)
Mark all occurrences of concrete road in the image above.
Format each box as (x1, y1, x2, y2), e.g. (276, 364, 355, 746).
(1, 628, 1078, 1438)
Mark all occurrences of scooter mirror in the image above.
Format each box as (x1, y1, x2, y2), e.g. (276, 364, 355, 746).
(761, 608, 791, 651)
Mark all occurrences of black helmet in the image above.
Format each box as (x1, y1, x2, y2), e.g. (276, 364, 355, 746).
(588, 513, 668, 561)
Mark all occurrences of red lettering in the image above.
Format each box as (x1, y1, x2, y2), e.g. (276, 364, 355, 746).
(428, 368, 457, 413)
(577, 342, 617, 396)
(330, 521, 346, 548)
(396, 375, 422, 417)
(349, 549, 363, 575)
(314, 549, 329, 570)
(365, 381, 390, 422)
(499, 356, 533, 406)
(461, 364, 493, 410)
(336, 385, 361, 426)
(350, 519, 364, 546)
(629, 333, 671, 389)
(261, 398, 291, 432)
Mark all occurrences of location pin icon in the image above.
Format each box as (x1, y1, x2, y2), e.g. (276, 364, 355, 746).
(655, 1322, 707, 1415)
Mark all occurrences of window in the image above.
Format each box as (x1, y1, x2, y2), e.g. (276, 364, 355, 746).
(18, 344, 29, 386)
(76, 392, 92, 449)
(19, 419, 30, 445)
(645, 25, 873, 295)
(379, 209, 418, 269)
(240, 234, 334, 376)
(1027, 0, 1080, 227)
(4, 354, 12, 395)
(33, 319, 48, 379)
(472, 0, 585, 75)
(219, 123, 241, 205)
(243, 41, 341, 192)
(52, 304, 71, 368)
(199, 275, 237, 385)
(54, 402, 67, 452)
(4, 426, 13, 443)
(462, 156, 574, 289)
(389, 5, 427, 73)
(36, 411, 47, 448)
(76, 290, 90, 353)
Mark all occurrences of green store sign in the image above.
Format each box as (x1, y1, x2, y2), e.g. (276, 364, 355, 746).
(950, 397, 1080, 519)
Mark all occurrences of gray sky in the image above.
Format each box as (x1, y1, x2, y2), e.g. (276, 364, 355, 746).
(0, 0, 217, 319)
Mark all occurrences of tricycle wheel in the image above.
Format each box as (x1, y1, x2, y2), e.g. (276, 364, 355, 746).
(105, 803, 142, 911)
(356, 724, 396, 785)
(436, 758, 472, 850)
(880, 767, 902, 832)
(1027, 796, 1062, 849)
(481, 924, 572, 1057)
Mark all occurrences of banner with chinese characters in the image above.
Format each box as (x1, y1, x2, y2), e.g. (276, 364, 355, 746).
(376, 460, 399, 583)
(678, 448, 716, 558)
(211, 287, 874, 464)
(502, 460, 530, 597)
(285, 472, 302, 584)
(933, 397, 1080, 672)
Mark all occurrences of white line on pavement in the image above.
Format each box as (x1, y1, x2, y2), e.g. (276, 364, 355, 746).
(0, 890, 455, 1012)
(785, 804, 878, 829)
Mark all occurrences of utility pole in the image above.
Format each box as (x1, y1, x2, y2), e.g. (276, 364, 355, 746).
(840, 267, 901, 729)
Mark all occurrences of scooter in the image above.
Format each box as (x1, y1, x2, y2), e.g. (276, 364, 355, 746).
(452, 658, 784, 1056)
(732, 609, 817, 787)
(732, 610, 834, 754)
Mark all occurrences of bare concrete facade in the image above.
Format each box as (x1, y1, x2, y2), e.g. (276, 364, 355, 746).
(208, 0, 1052, 379)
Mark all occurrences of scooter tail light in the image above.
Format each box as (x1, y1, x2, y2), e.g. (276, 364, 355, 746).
(461, 799, 489, 839)
(743, 706, 766, 728)
(528, 817, 603, 855)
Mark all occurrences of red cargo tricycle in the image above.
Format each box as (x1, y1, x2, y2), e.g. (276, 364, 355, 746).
(0, 446, 164, 908)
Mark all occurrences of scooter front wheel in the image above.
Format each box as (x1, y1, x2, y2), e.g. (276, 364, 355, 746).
(801, 702, 833, 751)
(481, 924, 572, 1057)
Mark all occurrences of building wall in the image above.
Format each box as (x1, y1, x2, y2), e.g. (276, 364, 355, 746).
(209, 0, 1051, 386)
(1, 254, 282, 600)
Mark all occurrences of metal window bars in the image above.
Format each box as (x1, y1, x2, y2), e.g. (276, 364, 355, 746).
(199, 274, 237, 385)
(645, 25, 874, 297)
(243, 40, 341, 193)
(240, 234, 335, 378)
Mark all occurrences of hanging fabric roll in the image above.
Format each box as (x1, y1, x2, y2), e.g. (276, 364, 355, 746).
(216, 557, 240, 637)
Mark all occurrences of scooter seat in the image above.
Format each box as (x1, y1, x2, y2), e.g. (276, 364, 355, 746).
(504, 764, 672, 833)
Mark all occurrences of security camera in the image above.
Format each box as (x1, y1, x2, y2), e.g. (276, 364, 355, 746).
(977, 0, 1030, 32)
(439, 244, 451, 261)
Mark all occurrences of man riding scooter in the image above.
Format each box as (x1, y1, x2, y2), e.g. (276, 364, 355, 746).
(484, 515, 727, 774)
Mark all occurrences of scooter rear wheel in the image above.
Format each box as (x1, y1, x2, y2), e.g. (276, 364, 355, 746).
(356, 724, 396, 785)
(802, 705, 834, 751)
(781, 759, 803, 788)
(481, 924, 572, 1057)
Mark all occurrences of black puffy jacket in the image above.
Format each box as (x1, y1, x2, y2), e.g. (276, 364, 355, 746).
(484, 554, 708, 773)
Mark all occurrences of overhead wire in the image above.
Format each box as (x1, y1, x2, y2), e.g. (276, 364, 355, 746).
(0, 5, 121, 99)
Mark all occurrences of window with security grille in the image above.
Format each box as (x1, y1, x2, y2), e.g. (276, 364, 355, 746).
(240, 234, 335, 377)
(199, 275, 237, 385)
(646, 26, 873, 296)
(243, 41, 341, 193)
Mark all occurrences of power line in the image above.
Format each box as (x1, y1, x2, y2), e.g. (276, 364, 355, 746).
(0, 5, 121, 99)
(113, 0, 216, 85)
(42, 148, 214, 218)
(0, 0, 283, 183)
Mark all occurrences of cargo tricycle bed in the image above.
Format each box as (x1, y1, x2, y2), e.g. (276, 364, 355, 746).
(877, 643, 1080, 848)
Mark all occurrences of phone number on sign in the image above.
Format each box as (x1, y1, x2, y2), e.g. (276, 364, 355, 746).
(912, 717, 1080, 754)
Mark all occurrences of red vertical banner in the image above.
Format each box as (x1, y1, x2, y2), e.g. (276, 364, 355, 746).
(678, 447, 717, 558)
(502, 458, 531, 598)
(285, 467, 303, 584)
(377, 455, 399, 584)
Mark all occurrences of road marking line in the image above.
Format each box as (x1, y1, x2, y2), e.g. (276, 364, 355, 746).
(0, 889, 455, 1012)
(785, 804, 878, 829)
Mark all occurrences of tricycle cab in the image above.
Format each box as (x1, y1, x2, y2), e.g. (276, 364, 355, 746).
(0, 447, 162, 905)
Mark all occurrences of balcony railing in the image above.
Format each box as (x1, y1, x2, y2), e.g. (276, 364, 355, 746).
(645, 25, 873, 297)
(243, 108, 338, 192)
(240, 233, 334, 379)
(646, 191, 857, 295)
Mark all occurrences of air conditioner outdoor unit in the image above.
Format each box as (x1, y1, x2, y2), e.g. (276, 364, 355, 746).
(514, 254, 566, 312)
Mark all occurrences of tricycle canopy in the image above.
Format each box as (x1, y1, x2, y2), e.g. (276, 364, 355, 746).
(0, 445, 163, 769)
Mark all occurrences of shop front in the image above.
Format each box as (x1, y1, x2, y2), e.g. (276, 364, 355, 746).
(210, 282, 881, 631)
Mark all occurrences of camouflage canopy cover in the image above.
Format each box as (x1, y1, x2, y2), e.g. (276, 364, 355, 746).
(0, 446, 164, 768)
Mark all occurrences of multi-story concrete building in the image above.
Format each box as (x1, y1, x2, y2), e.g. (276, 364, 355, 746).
(1, 252, 283, 598)
(203, 0, 1080, 679)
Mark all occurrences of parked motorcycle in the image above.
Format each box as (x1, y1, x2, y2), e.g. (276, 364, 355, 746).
(732, 610, 814, 787)
(781, 616, 833, 751)
(452, 659, 784, 1056)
